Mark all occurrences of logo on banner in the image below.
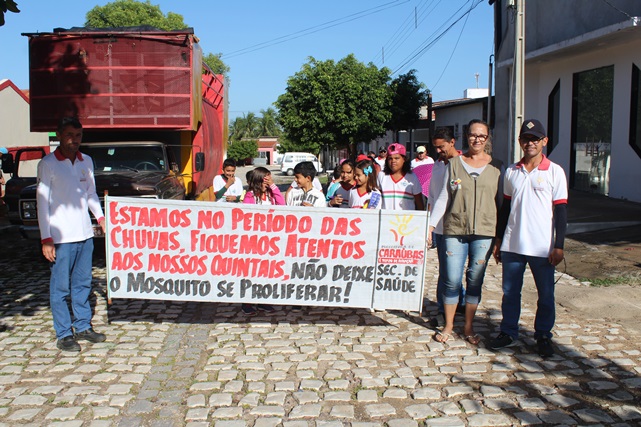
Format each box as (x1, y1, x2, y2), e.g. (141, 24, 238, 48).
(377, 214, 423, 265)
(389, 214, 418, 245)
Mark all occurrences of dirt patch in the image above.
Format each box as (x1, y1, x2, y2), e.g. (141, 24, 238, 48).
(554, 225, 641, 335)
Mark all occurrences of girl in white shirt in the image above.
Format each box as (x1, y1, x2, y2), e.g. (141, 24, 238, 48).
(349, 159, 382, 209)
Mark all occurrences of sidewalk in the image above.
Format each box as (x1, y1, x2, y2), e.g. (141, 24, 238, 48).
(0, 223, 640, 425)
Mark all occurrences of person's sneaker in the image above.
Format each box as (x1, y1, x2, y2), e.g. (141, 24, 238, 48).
(57, 336, 81, 352)
(257, 304, 275, 313)
(74, 328, 106, 343)
(537, 337, 555, 358)
(241, 304, 257, 315)
(489, 332, 516, 350)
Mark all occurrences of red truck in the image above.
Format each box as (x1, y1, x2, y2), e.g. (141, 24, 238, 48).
(14, 26, 227, 238)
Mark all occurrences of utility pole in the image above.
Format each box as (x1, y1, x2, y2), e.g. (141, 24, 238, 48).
(487, 54, 494, 127)
(511, 0, 525, 163)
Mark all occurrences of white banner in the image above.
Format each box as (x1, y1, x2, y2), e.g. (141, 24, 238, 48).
(105, 197, 428, 311)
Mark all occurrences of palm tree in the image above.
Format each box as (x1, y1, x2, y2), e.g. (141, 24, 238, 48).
(229, 112, 260, 141)
(258, 108, 282, 137)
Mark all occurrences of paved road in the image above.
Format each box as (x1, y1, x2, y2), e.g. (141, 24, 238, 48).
(0, 221, 640, 426)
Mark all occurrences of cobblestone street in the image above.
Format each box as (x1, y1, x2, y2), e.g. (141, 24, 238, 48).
(0, 224, 640, 426)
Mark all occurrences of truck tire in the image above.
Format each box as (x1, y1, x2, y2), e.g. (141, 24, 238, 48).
(286, 169, 294, 176)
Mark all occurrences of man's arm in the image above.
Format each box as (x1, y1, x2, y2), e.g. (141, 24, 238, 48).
(549, 203, 567, 266)
(36, 160, 56, 262)
(493, 197, 511, 263)
(414, 193, 425, 211)
(86, 164, 105, 232)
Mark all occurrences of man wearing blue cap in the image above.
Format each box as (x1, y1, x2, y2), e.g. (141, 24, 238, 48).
(490, 119, 568, 357)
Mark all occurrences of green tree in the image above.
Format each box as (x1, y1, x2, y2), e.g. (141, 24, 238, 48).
(387, 69, 430, 138)
(0, 0, 19, 26)
(229, 113, 260, 142)
(85, 1, 229, 76)
(276, 54, 392, 157)
(86, 0, 186, 29)
(203, 53, 230, 76)
(227, 139, 258, 165)
(258, 107, 282, 137)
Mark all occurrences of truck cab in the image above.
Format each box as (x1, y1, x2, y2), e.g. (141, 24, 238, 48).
(1, 147, 48, 225)
(18, 141, 188, 239)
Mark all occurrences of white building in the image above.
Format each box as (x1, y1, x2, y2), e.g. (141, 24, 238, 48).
(0, 79, 50, 176)
(492, 0, 641, 202)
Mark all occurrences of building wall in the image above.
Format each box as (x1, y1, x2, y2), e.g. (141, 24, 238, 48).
(524, 38, 641, 202)
(0, 81, 49, 149)
(493, 0, 641, 202)
(494, 1, 641, 66)
(434, 103, 485, 151)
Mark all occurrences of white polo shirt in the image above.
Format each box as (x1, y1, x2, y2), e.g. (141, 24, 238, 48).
(213, 174, 244, 202)
(500, 155, 568, 258)
(37, 149, 104, 244)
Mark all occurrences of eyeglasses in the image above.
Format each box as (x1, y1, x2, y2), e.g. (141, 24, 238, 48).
(468, 134, 488, 142)
(519, 136, 544, 145)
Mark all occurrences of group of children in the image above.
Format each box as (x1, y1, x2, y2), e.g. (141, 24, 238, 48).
(211, 144, 425, 314)
(213, 145, 425, 213)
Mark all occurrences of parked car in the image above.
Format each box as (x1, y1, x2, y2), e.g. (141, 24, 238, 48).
(280, 152, 323, 176)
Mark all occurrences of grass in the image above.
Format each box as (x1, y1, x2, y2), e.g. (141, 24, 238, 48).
(582, 275, 641, 287)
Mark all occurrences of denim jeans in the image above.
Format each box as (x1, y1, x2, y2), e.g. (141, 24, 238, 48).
(442, 235, 493, 305)
(500, 251, 556, 340)
(49, 238, 94, 339)
(433, 233, 465, 313)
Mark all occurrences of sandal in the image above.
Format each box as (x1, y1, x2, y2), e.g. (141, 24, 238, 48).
(434, 331, 452, 343)
(464, 334, 481, 345)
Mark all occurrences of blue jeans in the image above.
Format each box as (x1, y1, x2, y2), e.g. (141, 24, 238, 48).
(49, 238, 94, 339)
(500, 251, 555, 340)
(442, 235, 493, 305)
(433, 233, 465, 313)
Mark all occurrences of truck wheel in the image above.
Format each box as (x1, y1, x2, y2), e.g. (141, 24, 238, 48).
(286, 169, 294, 176)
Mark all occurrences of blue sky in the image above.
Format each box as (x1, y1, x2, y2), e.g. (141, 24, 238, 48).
(0, 0, 494, 121)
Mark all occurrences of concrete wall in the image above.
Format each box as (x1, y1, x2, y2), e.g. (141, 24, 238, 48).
(493, 0, 641, 202)
(524, 38, 641, 202)
(0, 80, 49, 150)
(434, 103, 485, 151)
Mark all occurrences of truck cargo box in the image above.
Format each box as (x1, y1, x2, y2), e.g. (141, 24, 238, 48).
(23, 26, 227, 197)
(25, 27, 203, 132)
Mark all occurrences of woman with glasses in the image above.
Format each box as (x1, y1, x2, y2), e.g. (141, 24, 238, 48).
(429, 119, 503, 345)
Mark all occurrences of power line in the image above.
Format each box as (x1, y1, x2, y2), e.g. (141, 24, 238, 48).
(599, 0, 635, 20)
(430, 2, 473, 91)
(380, 0, 444, 64)
(370, 0, 437, 65)
(390, 0, 484, 76)
(221, 0, 409, 60)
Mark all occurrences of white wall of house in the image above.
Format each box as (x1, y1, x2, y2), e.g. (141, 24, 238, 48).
(493, 0, 641, 202)
(0, 80, 49, 149)
(434, 103, 485, 150)
(523, 38, 641, 202)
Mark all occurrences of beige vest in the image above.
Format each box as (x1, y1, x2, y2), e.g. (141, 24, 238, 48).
(443, 156, 502, 237)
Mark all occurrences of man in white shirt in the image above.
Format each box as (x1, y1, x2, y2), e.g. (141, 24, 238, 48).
(410, 146, 434, 169)
(427, 128, 463, 327)
(374, 146, 387, 170)
(490, 119, 568, 358)
(37, 117, 107, 352)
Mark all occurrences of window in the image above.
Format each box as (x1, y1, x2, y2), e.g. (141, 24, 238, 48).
(547, 80, 560, 155)
(629, 64, 641, 158)
(570, 65, 613, 195)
